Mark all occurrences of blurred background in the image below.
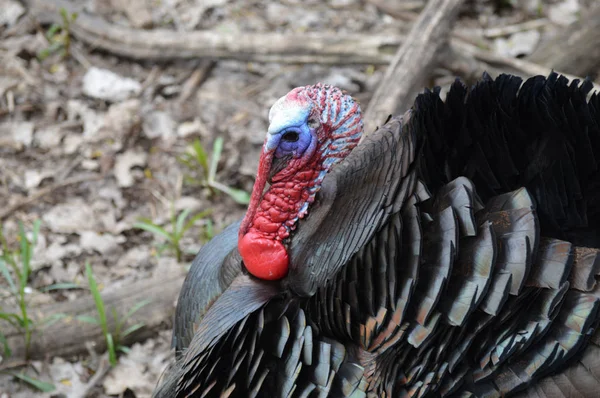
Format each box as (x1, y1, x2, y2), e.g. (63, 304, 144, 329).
(1, 0, 599, 396)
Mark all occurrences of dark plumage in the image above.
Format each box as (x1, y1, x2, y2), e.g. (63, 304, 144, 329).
(154, 73, 600, 398)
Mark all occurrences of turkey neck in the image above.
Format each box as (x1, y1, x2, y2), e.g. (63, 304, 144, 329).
(248, 153, 325, 241)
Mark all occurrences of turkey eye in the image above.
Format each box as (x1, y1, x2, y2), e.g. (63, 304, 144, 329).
(308, 118, 319, 129)
(282, 131, 299, 142)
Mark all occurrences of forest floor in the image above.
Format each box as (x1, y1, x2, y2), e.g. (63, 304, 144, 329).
(0, 0, 596, 396)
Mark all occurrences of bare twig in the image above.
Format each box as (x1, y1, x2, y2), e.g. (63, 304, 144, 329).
(140, 65, 163, 94)
(0, 103, 38, 118)
(85, 341, 99, 364)
(457, 18, 548, 39)
(366, 0, 422, 21)
(56, 155, 83, 181)
(363, 0, 466, 133)
(177, 61, 215, 104)
(453, 39, 599, 94)
(0, 175, 103, 221)
(78, 356, 110, 398)
(0, 359, 28, 372)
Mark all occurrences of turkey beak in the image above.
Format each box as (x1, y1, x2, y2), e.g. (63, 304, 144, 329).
(269, 154, 292, 182)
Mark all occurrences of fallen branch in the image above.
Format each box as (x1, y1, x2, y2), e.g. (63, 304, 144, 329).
(25, 0, 399, 65)
(365, 0, 422, 21)
(78, 356, 110, 398)
(452, 39, 599, 94)
(528, 4, 600, 77)
(3, 272, 185, 363)
(177, 61, 215, 105)
(477, 18, 548, 39)
(363, 0, 466, 133)
(0, 175, 103, 221)
(370, 1, 600, 86)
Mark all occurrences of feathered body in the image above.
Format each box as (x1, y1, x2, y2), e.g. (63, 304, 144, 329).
(155, 73, 600, 398)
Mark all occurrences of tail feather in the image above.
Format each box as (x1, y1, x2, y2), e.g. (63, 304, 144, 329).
(412, 73, 600, 248)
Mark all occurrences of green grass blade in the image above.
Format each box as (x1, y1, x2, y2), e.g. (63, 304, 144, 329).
(177, 153, 194, 168)
(225, 187, 251, 205)
(118, 345, 131, 354)
(59, 7, 70, 23)
(183, 174, 203, 187)
(106, 332, 117, 366)
(40, 282, 81, 292)
(133, 222, 172, 242)
(85, 262, 108, 336)
(136, 217, 156, 224)
(18, 222, 30, 288)
(208, 137, 224, 182)
(0, 258, 17, 294)
(111, 306, 122, 340)
(45, 23, 62, 40)
(121, 322, 145, 338)
(9, 372, 55, 392)
(174, 209, 192, 237)
(182, 209, 213, 235)
(0, 330, 11, 357)
(37, 48, 51, 61)
(203, 219, 214, 241)
(155, 243, 170, 256)
(76, 314, 100, 324)
(192, 139, 209, 173)
(209, 181, 251, 205)
(123, 299, 152, 321)
(0, 312, 23, 328)
(40, 313, 68, 328)
(31, 219, 41, 246)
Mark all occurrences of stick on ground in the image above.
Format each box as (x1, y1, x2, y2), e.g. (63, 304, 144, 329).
(363, 0, 466, 134)
(528, 4, 600, 77)
(3, 272, 185, 363)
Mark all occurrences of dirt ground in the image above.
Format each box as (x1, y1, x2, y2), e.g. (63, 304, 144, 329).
(0, 0, 596, 396)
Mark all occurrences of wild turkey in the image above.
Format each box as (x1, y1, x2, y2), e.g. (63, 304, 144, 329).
(154, 73, 600, 397)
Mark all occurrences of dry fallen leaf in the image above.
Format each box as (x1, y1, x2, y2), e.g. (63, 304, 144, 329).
(80, 231, 126, 255)
(82, 67, 142, 102)
(43, 199, 99, 234)
(114, 150, 148, 187)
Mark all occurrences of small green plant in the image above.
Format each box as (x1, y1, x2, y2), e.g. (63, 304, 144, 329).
(79, 262, 150, 366)
(179, 137, 251, 205)
(6, 371, 55, 392)
(0, 220, 64, 392)
(0, 220, 41, 358)
(37, 8, 78, 61)
(134, 208, 212, 262)
(203, 218, 215, 243)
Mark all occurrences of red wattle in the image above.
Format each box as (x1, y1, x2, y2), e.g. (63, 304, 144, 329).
(239, 230, 289, 280)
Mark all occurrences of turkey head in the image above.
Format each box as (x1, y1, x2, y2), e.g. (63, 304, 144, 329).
(238, 84, 363, 281)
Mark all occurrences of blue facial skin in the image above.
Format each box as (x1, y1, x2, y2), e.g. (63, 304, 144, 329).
(266, 110, 318, 160)
(274, 124, 314, 159)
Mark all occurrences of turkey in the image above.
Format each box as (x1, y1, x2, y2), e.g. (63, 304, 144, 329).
(154, 72, 600, 397)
